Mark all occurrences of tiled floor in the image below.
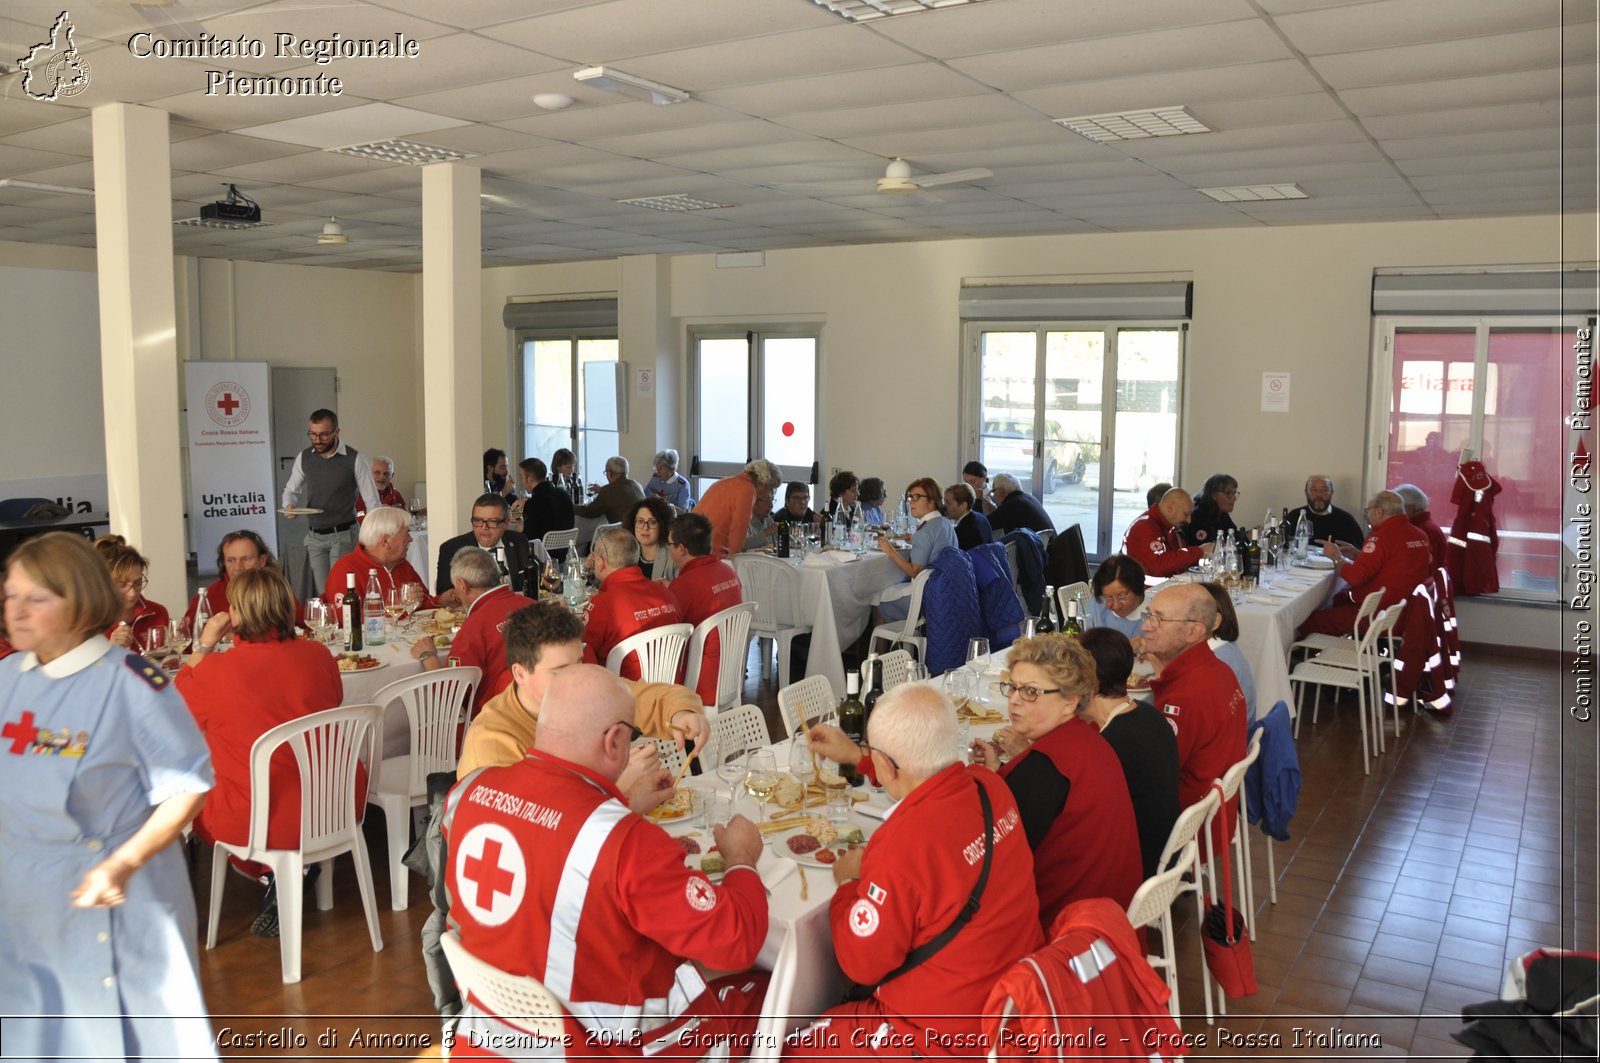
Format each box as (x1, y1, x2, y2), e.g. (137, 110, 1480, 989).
(192, 647, 1595, 1060)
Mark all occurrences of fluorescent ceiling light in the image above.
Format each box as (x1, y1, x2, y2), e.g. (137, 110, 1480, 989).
(1054, 106, 1211, 143)
(0, 178, 94, 196)
(804, 0, 990, 22)
(618, 194, 734, 212)
(573, 66, 688, 106)
(1198, 183, 1309, 202)
(176, 218, 272, 230)
(329, 139, 478, 165)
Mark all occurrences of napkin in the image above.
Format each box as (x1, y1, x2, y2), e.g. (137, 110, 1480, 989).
(1247, 592, 1290, 605)
(755, 849, 797, 890)
(802, 550, 855, 567)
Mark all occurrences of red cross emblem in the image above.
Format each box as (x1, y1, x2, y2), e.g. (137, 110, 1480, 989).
(215, 392, 241, 415)
(848, 898, 880, 937)
(685, 877, 716, 912)
(3, 711, 39, 754)
(454, 823, 525, 927)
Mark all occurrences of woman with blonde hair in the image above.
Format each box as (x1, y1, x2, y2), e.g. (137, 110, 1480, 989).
(0, 532, 217, 1058)
(175, 566, 346, 937)
(972, 633, 1143, 926)
(98, 540, 169, 651)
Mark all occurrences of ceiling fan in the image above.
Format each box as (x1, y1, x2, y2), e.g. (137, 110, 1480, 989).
(876, 157, 994, 194)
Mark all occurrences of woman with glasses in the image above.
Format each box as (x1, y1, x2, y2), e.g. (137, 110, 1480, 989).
(1083, 553, 1149, 640)
(0, 533, 217, 1059)
(95, 538, 169, 651)
(644, 448, 694, 511)
(875, 476, 956, 623)
(1181, 472, 1240, 547)
(626, 497, 679, 583)
(970, 634, 1143, 926)
(549, 447, 584, 507)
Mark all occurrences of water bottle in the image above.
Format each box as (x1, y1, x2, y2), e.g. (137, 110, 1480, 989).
(1294, 509, 1311, 560)
(363, 570, 386, 646)
(563, 554, 586, 606)
(832, 506, 848, 550)
(896, 494, 912, 536)
(192, 594, 211, 645)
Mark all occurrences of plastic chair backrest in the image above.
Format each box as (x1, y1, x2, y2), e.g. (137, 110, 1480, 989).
(708, 705, 771, 764)
(246, 704, 379, 854)
(879, 649, 914, 690)
(1157, 787, 1220, 874)
(1352, 586, 1385, 634)
(901, 568, 932, 633)
(542, 528, 578, 554)
(647, 738, 685, 776)
(1054, 581, 1090, 622)
(1217, 727, 1263, 803)
(605, 623, 692, 683)
(730, 553, 801, 632)
(1127, 840, 1199, 930)
(440, 929, 566, 1038)
(685, 603, 756, 709)
(372, 667, 483, 797)
(778, 674, 836, 737)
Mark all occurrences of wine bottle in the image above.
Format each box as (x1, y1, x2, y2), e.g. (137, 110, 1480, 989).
(838, 674, 866, 788)
(342, 572, 362, 652)
(363, 570, 385, 646)
(862, 656, 886, 725)
(1063, 599, 1083, 638)
(1245, 529, 1262, 582)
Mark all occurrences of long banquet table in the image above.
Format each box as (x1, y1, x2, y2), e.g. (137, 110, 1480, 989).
(770, 550, 906, 697)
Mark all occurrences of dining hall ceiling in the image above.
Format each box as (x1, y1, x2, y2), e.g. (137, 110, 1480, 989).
(0, 0, 1593, 272)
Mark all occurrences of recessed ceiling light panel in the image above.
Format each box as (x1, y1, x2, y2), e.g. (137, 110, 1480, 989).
(805, 0, 991, 23)
(1054, 106, 1211, 143)
(618, 194, 735, 212)
(329, 139, 479, 165)
(1197, 183, 1309, 202)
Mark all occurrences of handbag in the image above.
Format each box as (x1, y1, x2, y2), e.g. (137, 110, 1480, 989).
(1201, 781, 1258, 998)
(843, 779, 994, 1002)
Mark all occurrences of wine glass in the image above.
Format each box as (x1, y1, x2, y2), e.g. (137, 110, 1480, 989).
(402, 582, 426, 618)
(715, 742, 747, 800)
(966, 637, 991, 675)
(141, 624, 168, 661)
(304, 598, 328, 644)
(744, 750, 780, 823)
(167, 616, 192, 654)
(788, 734, 816, 803)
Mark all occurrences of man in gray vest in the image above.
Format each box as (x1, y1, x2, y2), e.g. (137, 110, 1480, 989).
(281, 407, 380, 591)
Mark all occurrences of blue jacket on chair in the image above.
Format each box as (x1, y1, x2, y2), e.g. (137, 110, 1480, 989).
(1000, 528, 1047, 616)
(1245, 701, 1300, 842)
(968, 541, 1025, 650)
(922, 545, 985, 674)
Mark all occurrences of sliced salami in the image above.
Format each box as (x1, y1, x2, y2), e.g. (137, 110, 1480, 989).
(678, 836, 701, 855)
(787, 834, 822, 854)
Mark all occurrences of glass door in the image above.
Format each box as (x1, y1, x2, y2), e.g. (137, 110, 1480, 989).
(519, 335, 619, 485)
(690, 329, 819, 501)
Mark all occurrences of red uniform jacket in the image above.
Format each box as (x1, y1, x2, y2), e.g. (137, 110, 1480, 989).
(184, 574, 305, 629)
(453, 585, 534, 712)
(1446, 461, 1500, 596)
(175, 636, 351, 849)
(356, 484, 406, 521)
(324, 544, 432, 610)
(999, 718, 1143, 927)
(1410, 511, 1447, 568)
(1122, 505, 1205, 578)
(670, 554, 743, 703)
(1339, 513, 1433, 612)
(582, 567, 684, 680)
(831, 763, 1044, 1045)
(444, 751, 767, 1046)
(1149, 641, 1246, 818)
(695, 474, 758, 559)
(107, 597, 169, 649)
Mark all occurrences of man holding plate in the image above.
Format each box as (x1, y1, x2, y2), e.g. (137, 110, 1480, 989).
(280, 408, 381, 591)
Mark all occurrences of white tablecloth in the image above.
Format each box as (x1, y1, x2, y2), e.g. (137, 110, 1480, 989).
(329, 627, 446, 758)
(405, 526, 430, 590)
(784, 552, 906, 697)
(1230, 566, 1338, 714)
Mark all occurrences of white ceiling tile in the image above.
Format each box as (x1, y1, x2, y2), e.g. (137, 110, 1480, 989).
(0, 147, 92, 180)
(1361, 100, 1562, 140)
(150, 87, 375, 132)
(480, 0, 837, 63)
(169, 132, 312, 171)
(772, 94, 1026, 140)
(1381, 127, 1562, 160)
(584, 119, 800, 159)
(614, 25, 923, 92)
(493, 98, 723, 139)
(393, 67, 604, 124)
(1396, 150, 1564, 176)
(839, 119, 1060, 159)
(1282, 0, 1571, 55)
(868, 0, 1259, 58)
(205, 150, 397, 184)
(695, 63, 986, 117)
(1339, 68, 1564, 117)
(1310, 28, 1584, 90)
(1011, 60, 1325, 117)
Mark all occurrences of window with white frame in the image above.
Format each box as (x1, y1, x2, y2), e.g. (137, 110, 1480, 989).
(688, 327, 820, 502)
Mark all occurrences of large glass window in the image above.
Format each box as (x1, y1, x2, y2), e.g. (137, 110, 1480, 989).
(690, 328, 819, 500)
(1375, 319, 1580, 599)
(967, 322, 1183, 558)
(517, 332, 619, 485)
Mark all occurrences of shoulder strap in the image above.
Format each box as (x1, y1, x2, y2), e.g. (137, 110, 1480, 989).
(849, 778, 994, 997)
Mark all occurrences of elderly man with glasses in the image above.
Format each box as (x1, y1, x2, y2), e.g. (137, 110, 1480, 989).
(1298, 489, 1433, 638)
(1140, 583, 1247, 821)
(434, 493, 534, 602)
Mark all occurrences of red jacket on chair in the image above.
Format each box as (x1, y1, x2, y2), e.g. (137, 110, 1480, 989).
(1446, 461, 1500, 595)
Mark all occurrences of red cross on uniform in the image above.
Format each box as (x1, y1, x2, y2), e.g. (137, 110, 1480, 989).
(216, 392, 241, 415)
(462, 838, 516, 910)
(3, 711, 39, 754)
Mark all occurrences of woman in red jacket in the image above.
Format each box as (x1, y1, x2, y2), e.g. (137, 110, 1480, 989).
(175, 567, 346, 937)
(95, 539, 170, 652)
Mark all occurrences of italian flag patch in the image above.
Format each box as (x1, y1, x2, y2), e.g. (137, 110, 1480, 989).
(866, 882, 887, 905)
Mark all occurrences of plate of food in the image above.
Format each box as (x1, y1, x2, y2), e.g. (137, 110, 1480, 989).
(767, 816, 867, 868)
(336, 653, 386, 672)
(420, 608, 464, 635)
(278, 507, 324, 516)
(773, 777, 867, 814)
(1294, 555, 1337, 569)
(675, 832, 724, 880)
(954, 697, 1006, 724)
(646, 789, 702, 824)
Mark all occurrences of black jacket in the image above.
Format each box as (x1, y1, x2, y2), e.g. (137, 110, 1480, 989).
(521, 480, 576, 545)
(990, 491, 1056, 536)
(435, 529, 532, 594)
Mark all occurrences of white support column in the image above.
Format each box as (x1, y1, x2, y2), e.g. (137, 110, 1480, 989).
(92, 103, 185, 611)
(421, 163, 481, 567)
(619, 254, 675, 460)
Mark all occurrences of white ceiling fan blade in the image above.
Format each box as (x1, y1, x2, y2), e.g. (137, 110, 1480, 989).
(914, 167, 994, 189)
(913, 189, 944, 205)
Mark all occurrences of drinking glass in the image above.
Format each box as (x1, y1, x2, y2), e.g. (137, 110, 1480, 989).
(744, 750, 780, 823)
(965, 637, 991, 674)
(944, 667, 976, 709)
(715, 743, 747, 800)
(142, 625, 167, 660)
(384, 586, 407, 637)
(304, 598, 329, 644)
(788, 736, 817, 800)
(709, 791, 735, 830)
(820, 758, 851, 824)
(167, 616, 192, 654)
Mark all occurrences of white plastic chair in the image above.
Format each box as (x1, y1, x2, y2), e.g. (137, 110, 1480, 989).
(367, 667, 482, 910)
(777, 674, 837, 738)
(1204, 731, 1263, 948)
(683, 603, 756, 711)
(1156, 787, 1221, 1025)
(1290, 607, 1391, 773)
(730, 553, 813, 685)
(206, 704, 384, 984)
(1303, 604, 1405, 750)
(869, 569, 931, 660)
(440, 929, 566, 1038)
(1126, 839, 1199, 1021)
(878, 648, 915, 690)
(708, 705, 771, 765)
(605, 623, 692, 683)
(1290, 587, 1384, 659)
(542, 528, 578, 556)
(1053, 581, 1090, 626)
(645, 737, 686, 777)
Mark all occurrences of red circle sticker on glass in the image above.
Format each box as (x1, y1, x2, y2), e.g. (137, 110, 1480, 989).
(781, 422, 795, 437)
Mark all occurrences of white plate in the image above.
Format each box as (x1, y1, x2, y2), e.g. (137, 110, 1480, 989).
(676, 831, 723, 880)
(334, 655, 390, 673)
(769, 822, 866, 867)
(1295, 556, 1336, 569)
(279, 507, 324, 516)
(646, 789, 704, 827)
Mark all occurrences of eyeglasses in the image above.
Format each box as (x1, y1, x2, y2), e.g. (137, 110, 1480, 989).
(862, 741, 900, 771)
(634, 518, 659, 529)
(307, 430, 336, 440)
(1143, 611, 1200, 627)
(609, 720, 644, 744)
(666, 540, 683, 550)
(998, 681, 1063, 702)
(906, 493, 933, 502)
(1221, 489, 1240, 498)
(470, 518, 507, 529)
(116, 578, 149, 592)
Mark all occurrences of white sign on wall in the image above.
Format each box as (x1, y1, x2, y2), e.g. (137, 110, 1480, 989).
(1261, 372, 1291, 413)
(184, 362, 276, 576)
